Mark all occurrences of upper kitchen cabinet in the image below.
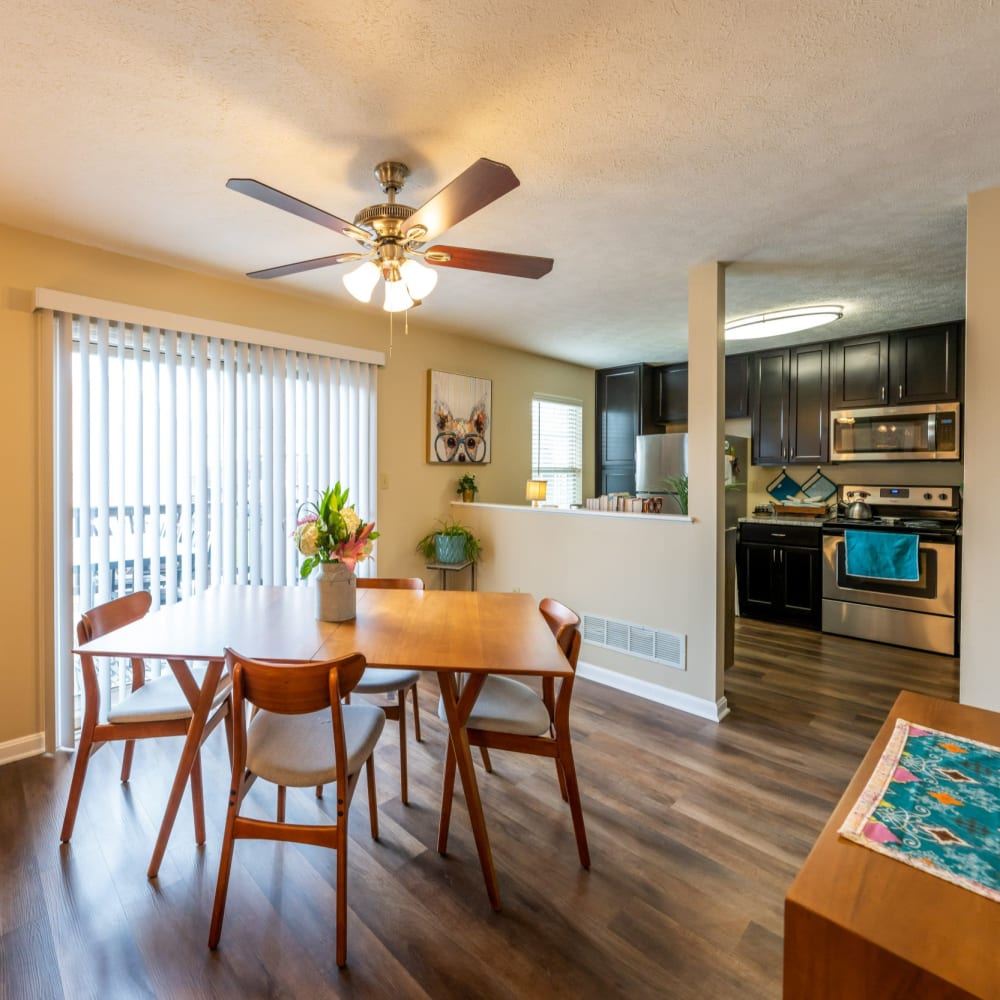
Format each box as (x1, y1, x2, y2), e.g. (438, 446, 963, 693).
(655, 364, 689, 423)
(829, 322, 961, 409)
(725, 354, 750, 418)
(750, 343, 829, 465)
(596, 363, 657, 494)
(653, 355, 751, 424)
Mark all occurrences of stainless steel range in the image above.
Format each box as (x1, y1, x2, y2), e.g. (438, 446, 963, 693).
(822, 485, 960, 655)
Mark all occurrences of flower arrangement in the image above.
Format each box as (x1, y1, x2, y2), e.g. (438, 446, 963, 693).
(293, 482, 378, 578)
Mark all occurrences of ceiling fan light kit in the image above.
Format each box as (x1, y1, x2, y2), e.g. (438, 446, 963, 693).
(228, 157, 553, 314)
(725, 305, 844, 340)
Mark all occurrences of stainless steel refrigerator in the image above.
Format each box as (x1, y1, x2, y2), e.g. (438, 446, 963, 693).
(634, 433, 747, 526)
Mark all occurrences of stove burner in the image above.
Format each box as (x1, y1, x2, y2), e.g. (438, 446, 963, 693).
(902, 519, 945, 529)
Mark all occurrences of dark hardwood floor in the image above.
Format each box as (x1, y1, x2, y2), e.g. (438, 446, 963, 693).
(0, 620, 960, 999)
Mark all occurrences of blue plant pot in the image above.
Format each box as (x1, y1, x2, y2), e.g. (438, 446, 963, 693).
(434, 533, 466, 564)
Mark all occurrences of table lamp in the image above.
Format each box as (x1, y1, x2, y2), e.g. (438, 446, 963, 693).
(526, 479, 547, 507)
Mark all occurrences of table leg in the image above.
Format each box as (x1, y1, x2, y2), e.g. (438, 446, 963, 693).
(436, 671, 500, 911)
(146, 658, 225, 879)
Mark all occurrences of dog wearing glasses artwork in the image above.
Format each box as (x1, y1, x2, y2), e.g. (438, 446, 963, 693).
(428, 370, 492, 464)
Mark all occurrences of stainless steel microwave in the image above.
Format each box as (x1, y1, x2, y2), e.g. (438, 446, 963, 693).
(829, 402, 960, 461)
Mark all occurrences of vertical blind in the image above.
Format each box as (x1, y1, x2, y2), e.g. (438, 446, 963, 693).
(52, 309, 378, 746)
(531, 395, 583, 507)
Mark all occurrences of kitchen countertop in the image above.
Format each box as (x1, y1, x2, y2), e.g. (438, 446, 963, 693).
(738, 515, 830, 528)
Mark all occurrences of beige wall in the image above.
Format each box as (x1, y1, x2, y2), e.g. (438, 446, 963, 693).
(0, 223, 593, 747)
(960, 187, 1000, 710)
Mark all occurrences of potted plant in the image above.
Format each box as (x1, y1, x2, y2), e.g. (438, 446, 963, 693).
(417, 518, 482, 565)
(662, 473, 743, 515)
(456, 473, 479, 503)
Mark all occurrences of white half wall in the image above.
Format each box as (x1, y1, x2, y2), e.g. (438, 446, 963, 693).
(457, 503, 725, 714)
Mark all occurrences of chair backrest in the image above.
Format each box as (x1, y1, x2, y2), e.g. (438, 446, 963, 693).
(357, 577, 425, 590)
(537, 598, 581, 722)
(224, 648, 367, 716)
(77, 590, 153, 644)
(539, 597, 581, 665)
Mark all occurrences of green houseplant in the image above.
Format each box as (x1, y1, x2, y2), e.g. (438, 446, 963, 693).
(662, 473, 742, 515)
(456, 472, 479, 502)
(417, 518, 482, 565)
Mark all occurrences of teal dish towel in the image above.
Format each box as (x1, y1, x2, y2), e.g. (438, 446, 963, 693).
(844, 530, 919, 582)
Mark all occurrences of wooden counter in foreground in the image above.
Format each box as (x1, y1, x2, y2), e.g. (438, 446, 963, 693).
(784, 691, 1000, 999)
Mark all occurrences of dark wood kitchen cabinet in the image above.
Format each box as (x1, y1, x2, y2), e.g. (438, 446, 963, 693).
(725, 353, 750, 418)
(750, 343, 829, 465)
(653, 355, 751, 424)
(596, 363, 657, 494)
(829, 322, 960, 408)
(655, 364, 689, 423)
(736, 522, 822, 629)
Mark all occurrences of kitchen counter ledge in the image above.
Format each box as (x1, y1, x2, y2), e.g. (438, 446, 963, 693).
(738, 515, 831, 528)
(451, 501, 692, 523)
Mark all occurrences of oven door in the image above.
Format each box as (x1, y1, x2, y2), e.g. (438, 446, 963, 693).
(822, 533, 955, 616)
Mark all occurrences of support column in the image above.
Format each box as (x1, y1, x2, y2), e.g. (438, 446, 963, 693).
(687, 262, 728, 717)
(961, 188, 1000, 710)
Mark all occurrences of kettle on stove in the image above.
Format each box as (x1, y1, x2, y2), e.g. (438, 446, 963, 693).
(844, 490, 873, 520)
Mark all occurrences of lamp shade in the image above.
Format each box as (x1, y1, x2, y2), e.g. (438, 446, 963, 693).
(526, 479, 547, 504)
(342, 261, 380, 303)
(400, 258, 438, 300)
(383, 277, 415, 313)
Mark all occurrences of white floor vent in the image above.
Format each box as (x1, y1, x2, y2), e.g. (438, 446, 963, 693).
(581, 614, 686, 671)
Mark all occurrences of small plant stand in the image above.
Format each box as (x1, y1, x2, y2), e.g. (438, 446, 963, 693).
(425, 559, 476, 591)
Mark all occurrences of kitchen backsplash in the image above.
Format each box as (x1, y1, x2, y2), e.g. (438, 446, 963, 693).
(725, 417, 964, 516)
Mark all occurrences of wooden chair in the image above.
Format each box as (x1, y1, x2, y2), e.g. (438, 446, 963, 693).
(60, 590, 233, 845)
(437, 597, 590, 868)
(350, 577, 424, 804)
(209, 648, 384, 968)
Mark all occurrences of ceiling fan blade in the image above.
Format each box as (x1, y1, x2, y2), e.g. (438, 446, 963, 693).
(246, 252, 367, 280)
(425, 245, 554, 279)
(227, 178, 372, 243)
(403, 159, 520, 243)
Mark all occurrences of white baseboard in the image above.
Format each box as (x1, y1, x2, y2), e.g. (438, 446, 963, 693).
(0, 732, 46, 766)
(576, 660, 730, 723)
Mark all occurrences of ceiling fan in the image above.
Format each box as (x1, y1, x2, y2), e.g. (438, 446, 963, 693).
(227, 158, 554, 312)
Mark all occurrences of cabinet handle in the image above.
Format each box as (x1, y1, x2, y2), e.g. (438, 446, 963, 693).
(771, 532, 787, 538)
(881, 385, 886, 402)
(898, 383, 903, 401)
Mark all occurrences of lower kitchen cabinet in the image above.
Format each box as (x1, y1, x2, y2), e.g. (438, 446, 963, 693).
(736, 522, 822, 629)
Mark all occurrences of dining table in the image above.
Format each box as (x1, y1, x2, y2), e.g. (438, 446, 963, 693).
(74, 583, 572, 910)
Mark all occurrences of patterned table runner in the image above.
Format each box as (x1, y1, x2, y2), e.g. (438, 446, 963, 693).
(839, 718, 1000, 902)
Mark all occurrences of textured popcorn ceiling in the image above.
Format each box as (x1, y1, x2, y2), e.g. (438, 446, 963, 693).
(2, 1, 999, 367)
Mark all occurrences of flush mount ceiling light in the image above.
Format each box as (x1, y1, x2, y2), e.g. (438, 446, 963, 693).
(725, 305, 844, 341)
(227, 159, 553, 314)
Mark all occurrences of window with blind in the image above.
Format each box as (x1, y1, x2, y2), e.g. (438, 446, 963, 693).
(531, 395, 583, 507)
(47, 302, 379, 745)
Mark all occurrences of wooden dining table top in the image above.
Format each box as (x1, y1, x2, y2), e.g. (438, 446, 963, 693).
(75, 584, 572, 678)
